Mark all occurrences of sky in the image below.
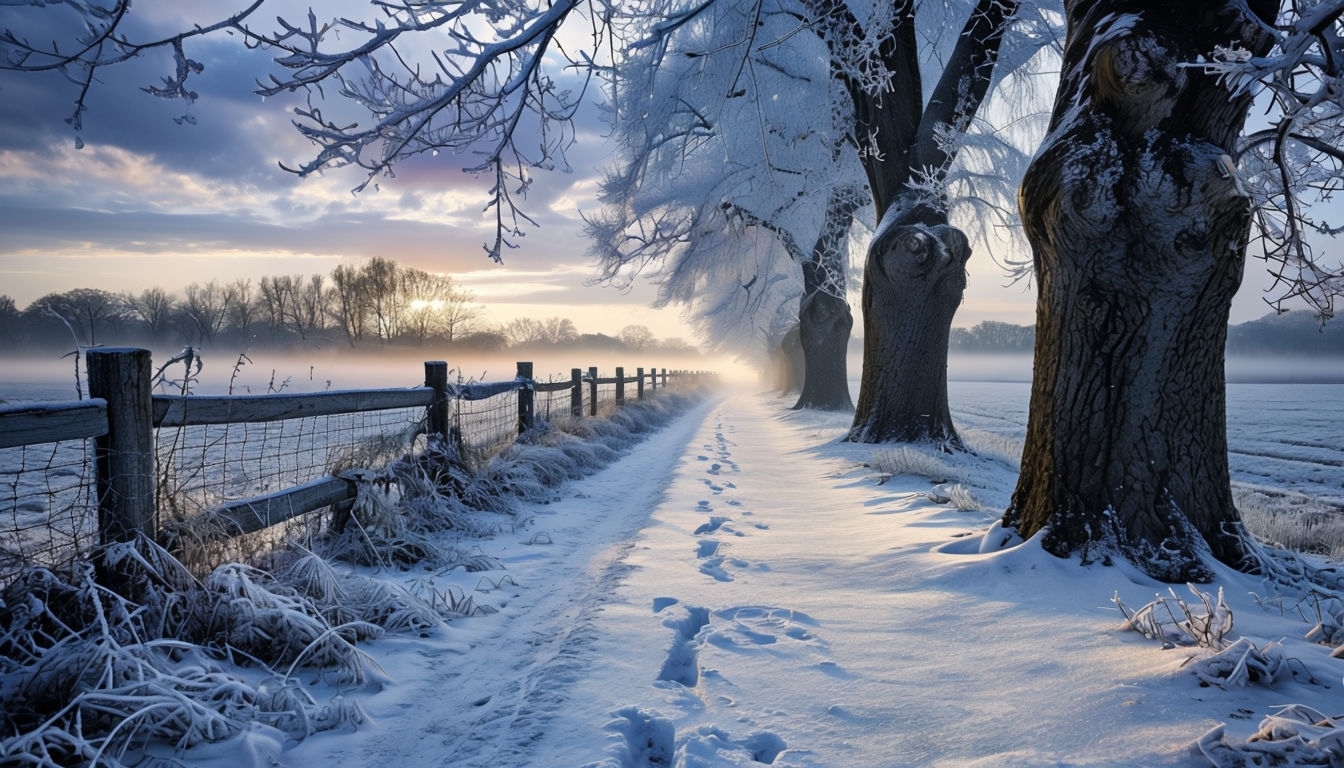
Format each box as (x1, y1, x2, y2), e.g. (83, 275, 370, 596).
(0, 2, 1288, 352)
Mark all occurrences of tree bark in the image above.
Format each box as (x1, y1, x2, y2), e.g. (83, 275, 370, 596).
(847, 201, 968, 444)
(794, 186, 861, 411)
(1004, 0, 1277, 582)
(837, 0, 1017, 444)
(778, 324, 804, 395)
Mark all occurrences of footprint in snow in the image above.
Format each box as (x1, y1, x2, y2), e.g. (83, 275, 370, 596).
(656, 606, 710, 688)
(695, 516, 743, 535)
(698, 556, 734, 583)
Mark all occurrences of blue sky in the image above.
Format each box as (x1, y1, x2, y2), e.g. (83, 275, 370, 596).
(0, 3, 1282, 348)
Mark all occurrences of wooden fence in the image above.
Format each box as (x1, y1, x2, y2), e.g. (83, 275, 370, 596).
(0, 348, 711, 579)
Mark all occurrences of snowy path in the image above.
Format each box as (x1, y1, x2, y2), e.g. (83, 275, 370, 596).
(527, 394, 1203, 767)
(206, 389, 1344, 768)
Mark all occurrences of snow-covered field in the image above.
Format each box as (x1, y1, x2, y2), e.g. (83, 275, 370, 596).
(141, 383, 1344, 768)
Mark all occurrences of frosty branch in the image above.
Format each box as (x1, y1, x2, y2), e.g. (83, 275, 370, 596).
(1205, 0, 1344, 318)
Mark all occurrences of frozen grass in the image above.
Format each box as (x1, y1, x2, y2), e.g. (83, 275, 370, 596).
(1236, 484, 1344, 559)
(0, 387, 711, 766)
(871, 445, 969, 485)
(875, 443, 1344, 559)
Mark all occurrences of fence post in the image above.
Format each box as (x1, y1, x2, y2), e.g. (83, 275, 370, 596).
(637, 367, 645, 401)
(517, 361, 534, 434)
(588, 366, 599, 416)
(615, 366, 625, 406)
(86, 348, 157, 564)
(650, 367, 658, 392)
(571, 368, 583, 418)
(662, 369, 669, 389)
(425, 361, 450, 443)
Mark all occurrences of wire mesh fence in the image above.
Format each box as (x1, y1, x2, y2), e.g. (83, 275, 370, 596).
(155, 407, 426, 519)
(533, 371, 578, 427)
(0, 439, 98, 576)
(454, 393, 518, 466)
(0, 355, 711, 586)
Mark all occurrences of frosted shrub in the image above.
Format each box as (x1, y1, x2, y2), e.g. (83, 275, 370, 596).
(1115, 584, 1235, 650)
(0, 553, 369, 766)
(1199, 705, 1344, 767)
(1116, 585, 1293, 691)
(1189, 637, 1286, 689)
(945, 483, 981, 512)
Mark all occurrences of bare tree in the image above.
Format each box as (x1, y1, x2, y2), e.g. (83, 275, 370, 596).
(182, 280, 227, 344)
(500, 315, 577, 346)
(330, 264, 371, 347)
(257, 275, 295, 340)
(619, 324, 655, 351)
(123, 287, 176, 343)
(361, 257, 404, 342)
(221, 278, 259, 340)
(538, 316, 579, 345)
(400, 268, 479, 344)
(292, 274, 327, 341)
(34, 288, 125, 347)
(502, 317, 545, 347)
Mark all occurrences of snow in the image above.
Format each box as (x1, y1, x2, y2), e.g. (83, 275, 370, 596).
(164, 385, 1344, 768)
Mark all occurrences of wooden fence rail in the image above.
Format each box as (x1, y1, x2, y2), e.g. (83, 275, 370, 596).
(0, 348, 710, 585)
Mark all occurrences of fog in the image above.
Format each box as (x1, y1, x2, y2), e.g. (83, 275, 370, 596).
(1, 349, 1339, 403)
(943, 353, 1344, 384)
(0, 347, 757, 400)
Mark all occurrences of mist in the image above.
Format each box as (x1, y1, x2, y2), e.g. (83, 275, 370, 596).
(0, 346, 754, 400)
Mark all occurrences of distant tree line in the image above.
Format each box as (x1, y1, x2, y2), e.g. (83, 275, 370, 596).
(949, 314, 1341, 355)
(949, 321, 1036, 352)
(0, 257, 695, 356)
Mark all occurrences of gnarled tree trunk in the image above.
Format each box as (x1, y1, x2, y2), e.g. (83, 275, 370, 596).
(848, 202, 968, 443)
(825, 0, 1017, 444)
(1004, 0, 1277, 582)
(794, 186, 861, 412)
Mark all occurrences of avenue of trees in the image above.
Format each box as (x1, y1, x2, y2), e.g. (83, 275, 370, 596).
(0, 257, 690, 357)
(4, 0, 1344, 581)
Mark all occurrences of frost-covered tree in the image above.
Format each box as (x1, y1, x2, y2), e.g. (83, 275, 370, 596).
(831, 0, 1043, 444)
(587, 0, 869, 411)
(0, 0, 1048, 434)
(1004, 0, 1344, 582)
(589, 0, 1054, 419)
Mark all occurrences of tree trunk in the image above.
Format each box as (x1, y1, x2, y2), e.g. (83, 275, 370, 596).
(778, 324, 804, 395)
(794, 290, 853, 410)
(848, 201, 968, 444)
(827, 0, 1015, 444)
(1004, 0, 1277, 582)
(794, 186, 860, 412)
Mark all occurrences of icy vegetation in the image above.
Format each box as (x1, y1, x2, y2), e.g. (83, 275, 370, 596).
(0, 390, 703, 766)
